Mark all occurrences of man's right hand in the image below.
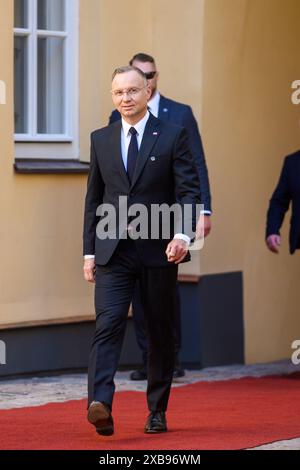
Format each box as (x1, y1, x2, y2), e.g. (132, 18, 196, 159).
(83, 258, 96, 283)
(266, 234, 281, 254)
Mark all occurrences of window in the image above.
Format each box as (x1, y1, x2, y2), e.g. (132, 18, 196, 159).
(14, 0, 79, 159)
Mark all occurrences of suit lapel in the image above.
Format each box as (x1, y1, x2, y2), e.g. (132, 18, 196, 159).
(158, 95, 170, 121)
(131, 114, 160, 189)
(109, 121, 130, 189)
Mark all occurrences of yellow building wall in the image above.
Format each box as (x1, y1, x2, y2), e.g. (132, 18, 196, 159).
(0, 0, 299, 364)
(201, 0, 300, 362)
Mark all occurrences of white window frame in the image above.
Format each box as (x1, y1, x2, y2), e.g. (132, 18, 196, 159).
(14, 0, 79, 160)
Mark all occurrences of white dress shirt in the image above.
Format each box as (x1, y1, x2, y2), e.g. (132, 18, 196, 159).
(121, 111, 150, 171)
(147, 91, 160, 118)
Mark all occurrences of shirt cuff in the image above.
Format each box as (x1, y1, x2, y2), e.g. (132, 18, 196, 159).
(84, 255, 95, 260)
(201, 210, 212, 215)
(173, 233, 191, 245)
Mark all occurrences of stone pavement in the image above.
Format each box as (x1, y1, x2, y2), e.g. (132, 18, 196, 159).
(0, 359, 299, 450)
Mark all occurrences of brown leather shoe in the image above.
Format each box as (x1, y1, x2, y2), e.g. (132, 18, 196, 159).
(87, 401, 114, 436)
(144, 411, 167, 433)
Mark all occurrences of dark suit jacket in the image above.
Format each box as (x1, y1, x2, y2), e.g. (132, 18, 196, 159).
(83, 113, 200, 266)
(266, 150, 300, 254)
(109, 95, 212, 212)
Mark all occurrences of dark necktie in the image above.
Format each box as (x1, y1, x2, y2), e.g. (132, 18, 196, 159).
(127, 127, 138, 184)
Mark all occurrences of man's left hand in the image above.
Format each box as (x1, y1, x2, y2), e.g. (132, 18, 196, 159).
(166, 239, 189, 264)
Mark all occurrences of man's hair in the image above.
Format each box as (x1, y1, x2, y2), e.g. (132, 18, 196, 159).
(129, 53, 155, 66)
(111, 65, 147, 84)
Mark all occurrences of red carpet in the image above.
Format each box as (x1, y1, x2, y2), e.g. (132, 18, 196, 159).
(1, 373, 300, 450)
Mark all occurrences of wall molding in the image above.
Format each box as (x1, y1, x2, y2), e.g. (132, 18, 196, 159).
(0, 80, 6, 105)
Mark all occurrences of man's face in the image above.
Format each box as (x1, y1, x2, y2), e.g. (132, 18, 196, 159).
(111, 70, 151, 122)
(131, 60, 159, 98)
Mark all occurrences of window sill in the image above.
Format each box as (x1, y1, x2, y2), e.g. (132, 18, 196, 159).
(14, 159, 90, 174)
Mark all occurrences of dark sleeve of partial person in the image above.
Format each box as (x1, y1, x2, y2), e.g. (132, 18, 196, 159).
(182, 106, 212, 212)
(83, 133, 105, 256)
(266, 157, 291, 238)
(172, 127, 201, 238)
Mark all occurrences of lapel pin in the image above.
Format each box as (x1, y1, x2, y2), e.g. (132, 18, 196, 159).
(153, 131, 158, 135)
(163, 108, 168, 112)
(151, 156, 156, 161)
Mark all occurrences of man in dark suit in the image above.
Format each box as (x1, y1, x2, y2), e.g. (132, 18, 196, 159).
(266, 150, 300, 254)
(109, 53, 212, 380)
(83, 66, 200, 436)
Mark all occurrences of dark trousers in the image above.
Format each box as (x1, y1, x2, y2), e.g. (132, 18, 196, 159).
(88, 238, 178, 412)
(132, 282, 182, 367)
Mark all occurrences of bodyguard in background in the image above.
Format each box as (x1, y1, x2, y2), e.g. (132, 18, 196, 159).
(109, 53, 212, 380)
